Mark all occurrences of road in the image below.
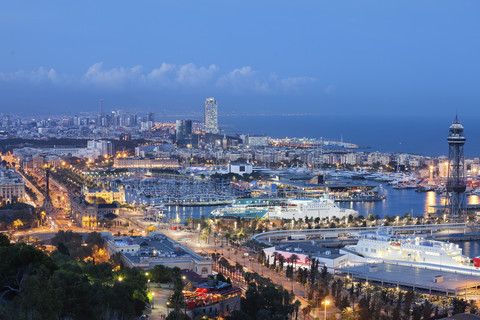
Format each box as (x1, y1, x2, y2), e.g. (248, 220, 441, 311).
(162, 228, 339, 318)
(143, 285, 173, 320)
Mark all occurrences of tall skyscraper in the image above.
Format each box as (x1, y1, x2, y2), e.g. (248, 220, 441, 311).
(204, 97, 219, 134)
(148, 112, 155, 122)
(176, 119, 193, 143)
(175, 119, 198, 147)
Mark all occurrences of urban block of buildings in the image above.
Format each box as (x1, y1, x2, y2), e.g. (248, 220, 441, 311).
(70, 194, 126, 229)
(184, 274, 241, 318)
(0, 163, 25, 204)
(82, 186, 126, 204)
(105, 232, 213, 274)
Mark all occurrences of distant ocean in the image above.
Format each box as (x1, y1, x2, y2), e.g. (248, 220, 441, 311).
(217, 114, 480, 157)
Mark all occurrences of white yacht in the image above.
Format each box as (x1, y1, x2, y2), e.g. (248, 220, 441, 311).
(354, 227, 472, 268)
(268, 198, 358, 220)
(210, 197, 358, 220)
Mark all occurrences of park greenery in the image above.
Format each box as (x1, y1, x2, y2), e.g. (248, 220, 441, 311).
(214, 255, 299, 320)
(51, 230, 109, 263)
(0, 202, 44, 231)
(0, 233, 149, 320)
(50, 167, 100, 193)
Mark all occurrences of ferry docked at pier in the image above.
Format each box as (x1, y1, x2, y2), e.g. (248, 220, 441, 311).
(210, 197, 358, 220)
(353, 227, 479, 269)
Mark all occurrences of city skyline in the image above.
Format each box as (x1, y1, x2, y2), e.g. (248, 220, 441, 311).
(3, 2, 480, 319)
(1, 1, 479, 117)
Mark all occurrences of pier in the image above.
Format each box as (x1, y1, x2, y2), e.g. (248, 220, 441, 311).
(251, 223, 469, 244)
(336, 262, 480, 300)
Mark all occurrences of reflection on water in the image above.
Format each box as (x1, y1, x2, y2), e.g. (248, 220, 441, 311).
(129, 181, 479, 224)
(425, 191, 436, 215)
(164, 205, 219, 221)
(458, 241, 480, 259)
(469, 195, 480, 205)
(129, 182, 480, 257)
(337, 182, 479, 219)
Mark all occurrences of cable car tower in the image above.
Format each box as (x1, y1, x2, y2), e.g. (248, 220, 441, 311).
(445, 115, 466, 219)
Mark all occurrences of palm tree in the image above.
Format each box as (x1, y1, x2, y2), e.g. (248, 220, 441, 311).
(272, 251, 279, 269)
(277, 254, 285, 272)
(235, 262, 243, 282)
(293, 300, 301, 320)
(290, 253, 300, 271)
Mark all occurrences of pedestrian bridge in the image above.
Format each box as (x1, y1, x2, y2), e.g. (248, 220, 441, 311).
(251, 223, 468, 244)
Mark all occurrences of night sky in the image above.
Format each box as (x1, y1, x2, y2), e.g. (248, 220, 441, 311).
(1, 1, 479, 116)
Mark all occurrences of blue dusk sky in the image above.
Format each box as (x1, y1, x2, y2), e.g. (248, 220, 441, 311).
(0, 1, 479, 117)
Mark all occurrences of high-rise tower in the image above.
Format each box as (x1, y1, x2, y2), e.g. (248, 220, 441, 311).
(204, 98, 219, 134)
(176, 120, 193, 142)
(445, 115, 466, 218)
(97, 99, 104, 127)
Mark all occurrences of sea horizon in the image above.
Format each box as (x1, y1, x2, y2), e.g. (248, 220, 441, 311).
(212, 113, 479, 157)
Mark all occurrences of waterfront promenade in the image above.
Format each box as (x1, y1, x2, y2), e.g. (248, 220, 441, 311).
(252, 223, 469, 243)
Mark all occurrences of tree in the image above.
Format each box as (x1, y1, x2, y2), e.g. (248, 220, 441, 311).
(469, 299, 478, 314)
(51, 230, 92, 260)
(166, 310, 190, 320)
(293, 299, 301, 320)
(50, 269, 96, 319)
(422, 300, 433, 319)
(0, 233, 11, 246)
(168, 290, 187, 313)
(57, 242, 70, 256)
(290, 254, 299, 271)
(452, 298, 468, 315)
(341, 307, 358, 320)
(226, 310, 253, 320)
(12, 219, 24, 230)
(1, 240, 150, 319)
(412, 305, 422, 320)
(403, 289, 415, 316)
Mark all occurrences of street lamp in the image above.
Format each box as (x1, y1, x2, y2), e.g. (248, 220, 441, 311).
(321, 300, 330, 320)
(151, 292, 155, 309)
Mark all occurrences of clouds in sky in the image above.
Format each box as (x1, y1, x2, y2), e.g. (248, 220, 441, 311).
(0, 67, 59, 84)
(0, 62, 317, 94)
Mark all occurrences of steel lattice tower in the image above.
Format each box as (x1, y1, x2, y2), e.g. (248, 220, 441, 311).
(445, 115, 466, 218)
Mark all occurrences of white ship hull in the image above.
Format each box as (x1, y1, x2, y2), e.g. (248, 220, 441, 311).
(354, 227, 474, 270)
(211, 198, 358, 220)
(267, 200, 358, 220)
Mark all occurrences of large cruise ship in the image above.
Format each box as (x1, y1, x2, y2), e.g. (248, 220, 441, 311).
(354, 227, 474, 269)
(210, 197, 358, 220)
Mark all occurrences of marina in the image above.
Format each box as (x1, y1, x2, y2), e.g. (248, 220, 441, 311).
(152, 178, 480, 222)
(121, 176, 245, 206)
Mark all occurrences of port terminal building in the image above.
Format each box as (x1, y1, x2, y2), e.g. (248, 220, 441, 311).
(105, 232, 212, 275)
(263, 242, 367, 271)
(265, 174, 380, 200)
(337, 262, 480, 300)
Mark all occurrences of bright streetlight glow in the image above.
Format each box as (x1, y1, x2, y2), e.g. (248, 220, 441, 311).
(322, 300, 330, 320)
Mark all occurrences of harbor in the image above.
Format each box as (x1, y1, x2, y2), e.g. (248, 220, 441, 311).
(120, 176, 245, 206)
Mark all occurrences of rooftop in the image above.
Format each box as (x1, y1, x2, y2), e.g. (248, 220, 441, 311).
(268, 242, 344, 259)
(338, 262, 480, 297)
